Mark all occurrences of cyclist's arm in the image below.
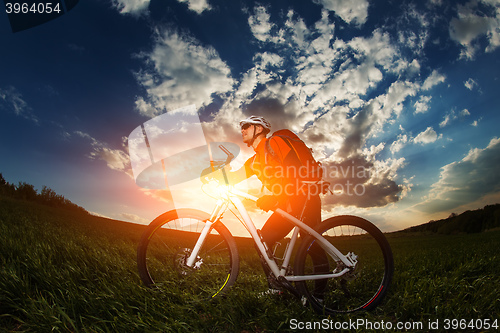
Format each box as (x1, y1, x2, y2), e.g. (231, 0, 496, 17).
(218, 155, 255, 185)
(225, 166, 248, 184)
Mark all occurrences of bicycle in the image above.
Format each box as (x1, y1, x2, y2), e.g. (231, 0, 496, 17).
(137, 145, 394, 315)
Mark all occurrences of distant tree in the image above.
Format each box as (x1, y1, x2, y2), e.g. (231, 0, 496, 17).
(0, 174, 15, 196)
(40, 186, 64, 207)
(0, 173, 87, 214)
(16, 182, 38, 201)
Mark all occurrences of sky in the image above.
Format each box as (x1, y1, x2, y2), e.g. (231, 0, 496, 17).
(1, 0, 500, 236)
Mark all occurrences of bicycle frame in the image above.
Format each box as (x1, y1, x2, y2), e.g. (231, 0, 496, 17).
(186, 184, 355, 282)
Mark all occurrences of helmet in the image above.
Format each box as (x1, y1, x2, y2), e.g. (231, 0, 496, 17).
(239, 116, 271, 131)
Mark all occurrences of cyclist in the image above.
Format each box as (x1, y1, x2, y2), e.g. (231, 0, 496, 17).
(221, 115, 323, 294)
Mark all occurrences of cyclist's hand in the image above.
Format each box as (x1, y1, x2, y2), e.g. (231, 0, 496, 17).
(256, 195, 278, 212)
(200, 167, 230, 184)
(200, 166, 216, 184)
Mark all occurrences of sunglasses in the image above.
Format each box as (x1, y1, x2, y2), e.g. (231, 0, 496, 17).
(241, 123, 252, 130)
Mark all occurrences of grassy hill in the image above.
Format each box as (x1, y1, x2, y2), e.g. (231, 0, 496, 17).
(1, 196, 499, 332)
(401, 204, 500, 235)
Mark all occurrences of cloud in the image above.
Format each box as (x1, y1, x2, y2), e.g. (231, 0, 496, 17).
(422, 70, 446, 90)
(0, 86, 38, 123)
(134, 29, 234, 116)
(214, 7, 434, 209)
(248, 6, 275, 42)
(449, 0, 500, 59)
(464, 78, 479, 90)
(112, 0, 211, 16)
(119, 212, 149, 224)
(314, 0, 369, 26)
(75, 131, 131, 175)
(395, 4, 432, 55)
(321, 153, 406, 209)
(439, 108, 471, 127)
(416, 137, 500, 213)
(129, 4, 448, 211)
(460, 109, 471, 117)
(390, 133, 409, 154)
(471, 117, 482, 127)
(111, 0, 149, 15)
(177, 0, 211, 14)
(414, 126, 441, 144)
(414, 95, 432, 114)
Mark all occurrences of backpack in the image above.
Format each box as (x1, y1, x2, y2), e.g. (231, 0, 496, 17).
(264, 129, 323, 182)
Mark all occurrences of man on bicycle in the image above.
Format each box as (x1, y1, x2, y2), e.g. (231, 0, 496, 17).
(222, 115, 323, 294)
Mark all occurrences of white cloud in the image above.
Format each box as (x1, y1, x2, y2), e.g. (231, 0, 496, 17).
(464, 78, 478, 90)
(439, 113, 452, 128)
(417, 137, 500, 213)
(314, 0, 369, 26)
(134, 29, 234, 116)
(460, 108, 471, 117)
(129, 5, 446, 210)
(177, 0, 211, 14)
(414, 127, 441, 144)
(112, 0, 149, 15)
(119, 212, 149, 224)
(422, 70, 446, 90)
(396, 5, 431, 55)
(391, 133, 409, 154)
(449, 0, 500, 59)
(471, 116, 482, 126)
(248, 6, 275, 42)
(440, 108, 471, 127)
(414, 95, 432, 114)
(0, 86, 38, 123)
(75, 131, 131, 175)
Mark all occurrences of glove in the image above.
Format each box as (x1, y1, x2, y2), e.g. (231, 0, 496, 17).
(256, 195, 279, 212)
(200, 167, 230, 184)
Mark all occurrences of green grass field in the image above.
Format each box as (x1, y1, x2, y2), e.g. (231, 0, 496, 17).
(1, 196, 499, 332)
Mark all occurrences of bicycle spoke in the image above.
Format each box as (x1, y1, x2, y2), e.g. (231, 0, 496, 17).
(295, 216, 393, 314)
(137, 209, 239, 302)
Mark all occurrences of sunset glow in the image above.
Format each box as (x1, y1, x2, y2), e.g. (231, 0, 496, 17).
(1, 0, 499, 236)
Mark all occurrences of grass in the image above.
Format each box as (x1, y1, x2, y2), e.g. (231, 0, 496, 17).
(0, 196, 499, 332)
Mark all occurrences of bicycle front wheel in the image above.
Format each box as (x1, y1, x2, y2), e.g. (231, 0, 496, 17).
(137, 209, 239, 301)
(294, 215, 393, 314)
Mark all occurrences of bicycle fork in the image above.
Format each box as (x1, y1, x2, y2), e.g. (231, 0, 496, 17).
(185, 199, 228, 268)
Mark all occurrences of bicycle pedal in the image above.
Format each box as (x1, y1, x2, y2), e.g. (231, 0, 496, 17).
(276, 276, 301, 299)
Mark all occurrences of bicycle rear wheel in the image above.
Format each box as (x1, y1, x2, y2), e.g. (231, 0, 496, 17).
(137, 209, 239, 301)
(294, 215, 393, 314)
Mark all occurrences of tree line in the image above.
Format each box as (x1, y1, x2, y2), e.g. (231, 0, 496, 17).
(0, 173, 88, 214)
(403, 204, 500, 234)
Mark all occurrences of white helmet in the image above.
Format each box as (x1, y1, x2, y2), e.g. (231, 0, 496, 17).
(239, 116, 271, 131)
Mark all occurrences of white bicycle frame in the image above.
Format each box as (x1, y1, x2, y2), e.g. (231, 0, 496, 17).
(185, 184, 356, 282)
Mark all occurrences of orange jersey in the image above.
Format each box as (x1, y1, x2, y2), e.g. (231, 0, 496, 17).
(244, 136, 302, 198)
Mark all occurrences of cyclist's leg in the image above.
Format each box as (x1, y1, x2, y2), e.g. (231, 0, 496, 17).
(299, 194, 329, 298)
(259, 194, 324, 289)
(259, 211, 294, 289)
(259, 196, 306, 289)
(260, 193, 321, 249)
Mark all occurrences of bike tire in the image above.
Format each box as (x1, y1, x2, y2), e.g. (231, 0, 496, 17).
(137, 209, 239, 301)
(294, 215, 393, 314)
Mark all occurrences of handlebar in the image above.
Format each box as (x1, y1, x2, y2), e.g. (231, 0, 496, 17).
(200, 144, 233, 184)
(219, 144, 234, 164)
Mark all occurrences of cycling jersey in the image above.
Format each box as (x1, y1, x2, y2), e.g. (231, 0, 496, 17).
(243, 136, 303, 201)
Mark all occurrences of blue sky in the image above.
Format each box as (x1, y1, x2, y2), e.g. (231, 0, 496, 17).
(1, 0, 499, 234)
